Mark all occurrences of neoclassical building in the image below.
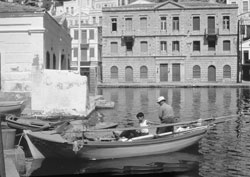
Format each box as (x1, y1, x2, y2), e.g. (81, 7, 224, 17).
(102, 0, 238, 83)
(0, 2, 71, 92)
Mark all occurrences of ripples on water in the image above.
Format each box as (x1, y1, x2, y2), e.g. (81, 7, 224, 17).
(29, 87, 250, 177)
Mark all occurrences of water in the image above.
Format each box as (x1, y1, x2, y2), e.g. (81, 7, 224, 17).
(26, 87, 250, 177)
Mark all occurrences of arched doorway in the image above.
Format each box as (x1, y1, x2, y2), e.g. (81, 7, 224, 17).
(208, 65, 216, 82)
(125, 66, 133, 82)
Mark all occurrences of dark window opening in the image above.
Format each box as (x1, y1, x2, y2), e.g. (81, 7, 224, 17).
(244, 50, 250, 64)
(112, 18, 117, 31)
(208, 40, 216, 51)
(193, 41, 200, 51)
(126, 41, 133, 51)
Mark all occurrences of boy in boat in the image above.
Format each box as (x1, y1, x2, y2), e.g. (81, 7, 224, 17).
(113, 112, 155, 140)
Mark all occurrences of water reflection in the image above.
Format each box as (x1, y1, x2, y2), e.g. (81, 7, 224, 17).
(30, 87, 250, 177)
(28, 151, 201, 176)
(199, 114, 250, 177)
(99, 88, 239, 125)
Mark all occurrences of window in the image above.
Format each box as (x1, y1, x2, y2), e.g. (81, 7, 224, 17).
(172, 41, 180, 51)
(140, 17, 147, 31)
(71, 7, 74, 14)
(223, 16, 230, 30)
(126, 41, 133, 51)
(111, 66, 118, 79)
(90, 48, 95, 57)
(140, 66, 148, 79)
(140, 41, 148, 52)
(193, 65, 201, 78)
(208, 16, 215, 34)
(208, 40, 216, 51)
(193, 41, 200, 51)
(160, 41, 167, 52)
(46, 51, 50, 69)
(223, 40, 230, 51)
(99, 17, 102, 25)
(53, 54, 56, 69)
(241, 25, 245, 35)
(244, 50, 250, 64)
(93, 17, 96, 24)
(125, 18, 133, 31)
(66, 7, 69, 13)
(89, 29, 94, 40)
(73, 48, 78, 57)
(74, 30, 78, 39)
(173, 17, 179, 31)
(111, 42, 118, 53)
(193, 16, 200, 31)
(160, 17, 167, 31)
(111, 18, 117, 31)
(223, 65, 231, 78)
(243, 1, 248, 12)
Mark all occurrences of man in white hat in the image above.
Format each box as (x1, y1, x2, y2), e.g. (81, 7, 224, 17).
(156, 96, 175, 134)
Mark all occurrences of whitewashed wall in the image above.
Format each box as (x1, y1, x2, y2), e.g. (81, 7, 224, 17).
(31, 66, 90, 116)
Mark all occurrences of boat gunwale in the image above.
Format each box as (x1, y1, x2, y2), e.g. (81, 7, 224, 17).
(26, 126, 207, 148)
(0, 100, 24, 107)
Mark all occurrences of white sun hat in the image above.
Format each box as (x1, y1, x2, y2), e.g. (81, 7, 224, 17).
(157, 96, 166, 103)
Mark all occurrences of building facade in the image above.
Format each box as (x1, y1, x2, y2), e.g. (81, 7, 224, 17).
(0, 2, 71, 92)
(102, 0, 238, 83)
(54, 0, 132, 93)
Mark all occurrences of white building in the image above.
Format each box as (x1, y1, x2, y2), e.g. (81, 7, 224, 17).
(0, 2, 72, 92)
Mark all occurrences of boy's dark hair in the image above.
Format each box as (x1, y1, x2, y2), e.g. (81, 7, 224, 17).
(136, 112, 144, 118)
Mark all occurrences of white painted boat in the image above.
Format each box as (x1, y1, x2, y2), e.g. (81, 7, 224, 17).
(23, 125, 208, 160)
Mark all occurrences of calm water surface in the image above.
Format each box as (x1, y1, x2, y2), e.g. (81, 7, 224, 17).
(28, 87, 250, 177)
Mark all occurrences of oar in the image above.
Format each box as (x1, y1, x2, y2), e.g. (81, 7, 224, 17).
(81, 114, 238, 133)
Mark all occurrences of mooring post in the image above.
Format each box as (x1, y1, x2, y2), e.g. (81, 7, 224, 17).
(0, 117, 6, 177)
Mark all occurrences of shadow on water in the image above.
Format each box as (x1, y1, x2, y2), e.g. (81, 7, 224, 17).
(28, 150, 201, 177)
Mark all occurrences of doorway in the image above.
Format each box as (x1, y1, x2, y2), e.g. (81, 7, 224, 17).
(160, 64, 168, 82)
(125, 66, 133, 82)
(172, 63, 180, 81)
(208, 65, 216, 82)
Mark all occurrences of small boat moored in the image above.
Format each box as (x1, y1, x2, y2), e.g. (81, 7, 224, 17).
(0, 100, 25, 114)
(6, 114, 66, 132)
(24, 124, 208, 160)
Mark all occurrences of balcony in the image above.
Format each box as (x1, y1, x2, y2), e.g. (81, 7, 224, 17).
(204, 28, 219, 41)
(80, 43, 89, 49)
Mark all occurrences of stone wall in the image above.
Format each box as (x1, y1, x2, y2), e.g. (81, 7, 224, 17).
(31, 65, 89, 116)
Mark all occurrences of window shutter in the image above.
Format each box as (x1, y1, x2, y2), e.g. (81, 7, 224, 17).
(193, 17, 200, 31)
(89, 29, 95, 40)
(90, 48, 95, 57)
(73, 48, 78, 57)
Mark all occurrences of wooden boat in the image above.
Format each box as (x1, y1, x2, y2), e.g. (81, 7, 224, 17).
(5, 115, 61, 132)
(23, 125, 208, 160)
(6, 115, 118, 133)
(0, 100, 25, 114)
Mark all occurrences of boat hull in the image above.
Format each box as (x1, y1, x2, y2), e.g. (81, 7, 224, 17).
(0, 101, 24, 114)
(26, 126, 207, 160)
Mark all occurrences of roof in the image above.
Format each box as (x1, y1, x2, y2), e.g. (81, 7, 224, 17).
(0, 1, 44, 13)
(103, 0, 237, 11)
